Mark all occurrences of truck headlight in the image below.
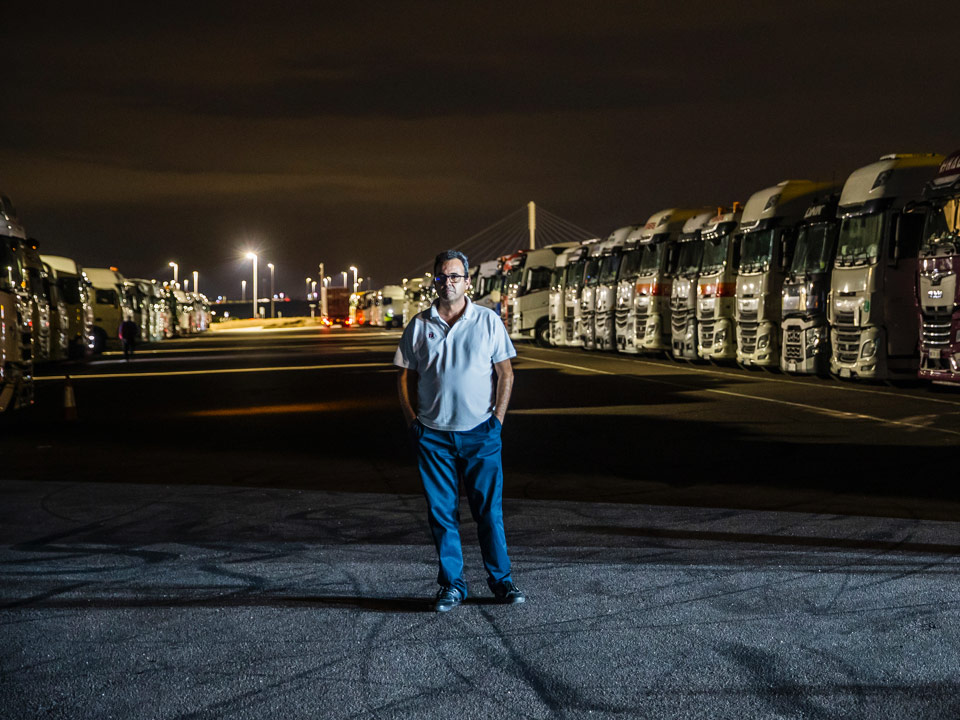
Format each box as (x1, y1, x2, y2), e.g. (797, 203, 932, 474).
(636, 296, 650, 310)
(806, 327, 823, 347)
(715, 329, 726, 346)
(860, 339, 877, 359)
(757, 334, 769, 350)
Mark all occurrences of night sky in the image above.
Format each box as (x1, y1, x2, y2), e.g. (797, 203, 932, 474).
(3, 1, 958, 298)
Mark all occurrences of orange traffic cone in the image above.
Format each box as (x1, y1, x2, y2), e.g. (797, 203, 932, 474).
(63, 375, 78, 421)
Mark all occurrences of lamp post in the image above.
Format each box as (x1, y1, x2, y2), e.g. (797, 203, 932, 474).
(341, 271, 347, 288)
(245, 252, 258, 319)
(267, 263, 275, 318)
(184, 279, 190, 292)
(193, 270, 199, 296)
(169, 261, 178, 286)
(305, 277, 312, 301)
(241, 279, 246, 302)
(350, 266, 358, 294)
(311, 280, 317, 299)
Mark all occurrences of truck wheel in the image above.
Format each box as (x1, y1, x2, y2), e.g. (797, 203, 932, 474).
(91, 327, 107, 354)
(535, 319, 550, 347)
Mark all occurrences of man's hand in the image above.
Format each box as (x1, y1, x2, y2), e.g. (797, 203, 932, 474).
(493, 359, 514, 425)
(397, 368, 418, 426)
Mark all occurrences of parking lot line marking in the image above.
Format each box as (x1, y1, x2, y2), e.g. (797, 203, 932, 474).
(34, 362, 388, 381)
(521, 355, 960, 438)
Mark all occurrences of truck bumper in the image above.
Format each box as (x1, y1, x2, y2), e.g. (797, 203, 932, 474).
(699, 317, 735, 360)
(671, 317, 698, 360)
(830, 326, 887, 380)
(637, 313, 668, 352)
(919, 347, 960, 384)
(737, 319, 779, 367)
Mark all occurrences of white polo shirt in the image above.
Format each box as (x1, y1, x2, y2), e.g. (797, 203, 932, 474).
(394, 297, 516, 431)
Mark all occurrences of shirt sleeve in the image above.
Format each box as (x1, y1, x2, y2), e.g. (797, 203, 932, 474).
(490, 315, 517, 363)
(393, 319, 418, 370)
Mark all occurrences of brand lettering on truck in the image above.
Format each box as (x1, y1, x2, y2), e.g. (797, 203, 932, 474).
(804, 205, 825, 219)
(939, 153, 960, 175)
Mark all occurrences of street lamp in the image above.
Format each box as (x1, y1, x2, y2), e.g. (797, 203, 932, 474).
(311, 280, 317, 298)
(267, 263, 275, 318)
(350, 266, 358, 294)
(241, 279, 247, 302)
(341, 271, 347, 288)
(245, 252, 258, 319)
(306, 277, 312, 301)
(169, 261, 178, 285)
(193, 270, 199, 296)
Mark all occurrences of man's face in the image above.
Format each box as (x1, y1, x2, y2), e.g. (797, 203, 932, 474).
(435, 258, 469, 304)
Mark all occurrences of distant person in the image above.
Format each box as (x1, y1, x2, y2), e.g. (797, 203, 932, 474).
(395, 249, 525, 612)
(118, 318, 139, 360)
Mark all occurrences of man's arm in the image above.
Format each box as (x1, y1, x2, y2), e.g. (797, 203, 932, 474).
(397, 368, 419, 426)
(493, 359, 514, 424)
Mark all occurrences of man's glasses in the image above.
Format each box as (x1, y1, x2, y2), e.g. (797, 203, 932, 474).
(434, 274, 466, 284)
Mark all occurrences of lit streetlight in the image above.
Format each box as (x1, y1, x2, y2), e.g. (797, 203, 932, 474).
(245, 252, 258, 319)
(306, 276, 312, 301)
(341, 271, 347, 288)
(350, 266, 358, 294)
(241, 279, 247, 302)
(193, 270, 199, 295)
(169, 261, 179, 285)
(267, 263, 275, 318)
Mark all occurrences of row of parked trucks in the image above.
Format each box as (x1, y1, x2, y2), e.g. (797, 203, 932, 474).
(0, 194, 212, 412)
(451, 151, 960, 387)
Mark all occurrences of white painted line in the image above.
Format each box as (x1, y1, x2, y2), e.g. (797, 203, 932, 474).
(520, 355, 960, 438)
(35, 362, 389, 381)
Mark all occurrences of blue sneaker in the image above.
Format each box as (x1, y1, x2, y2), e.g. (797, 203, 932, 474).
(434, 586, 464, 612)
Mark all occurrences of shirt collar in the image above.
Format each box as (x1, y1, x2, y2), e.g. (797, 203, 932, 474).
(429, 296, 474, 325)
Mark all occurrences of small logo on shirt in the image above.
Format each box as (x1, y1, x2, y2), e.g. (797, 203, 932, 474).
(428, 332, 435, 339)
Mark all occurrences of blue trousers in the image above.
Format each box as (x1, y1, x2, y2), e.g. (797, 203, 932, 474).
(414, 415, 513, 596)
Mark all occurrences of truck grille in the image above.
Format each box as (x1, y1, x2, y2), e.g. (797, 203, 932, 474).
(564, 306, 575, 319)
(636, 311, 650, 339)
(615, 308, 629, 332)
(784, 327, 802, 361)
(835, 327, 860, 363)
(835, 309, 855, 326)
(921, 317, 951, 347)
(739, 309, 758, 323)
(671, 300, 691, 334)
(565, 325, 574, 342)
(700, 319, 715, 347)
(739, 321, 758, 354)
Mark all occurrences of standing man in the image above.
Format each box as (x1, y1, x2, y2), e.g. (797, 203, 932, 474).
(395, 250, 525, 612)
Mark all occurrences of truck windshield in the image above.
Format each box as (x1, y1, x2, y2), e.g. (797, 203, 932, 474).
(675, 239, 703, 276)
(565, 260, 585, 288)
(584, 258, 601, 286)
(526, 267, 552, 292)
(618, 249, 643, 280)
(504, 266, 524, 288)
(791, 222, 837, 274)
(701, 236, 730, 274)
(921, 197, 960, 254)
(550, 268, 563, 288)
(637, 243, 663, 275)
(59, 276, 83, 304)
(739, 229, 775, 272)
(836, 213, 883, 266)
(598, 253, 621, 283)
(96, 288, 118, 305)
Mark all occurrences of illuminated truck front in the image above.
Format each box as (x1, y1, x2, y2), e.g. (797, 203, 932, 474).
(579, 254, 601, 349)
(594, 246, 625, 351)
(500, 253, 525, 330)
(616, 239, 642, 353)
(0, 199, 34, 412)
(697, 211, 741, 361)
(632, 240, 675, 352)
(781, 201, 839, 374)
(564, 256, 587, 346)
(829, 154, 942, 380)
(670, 223, 709, 360)
(917, 157, 960, 383)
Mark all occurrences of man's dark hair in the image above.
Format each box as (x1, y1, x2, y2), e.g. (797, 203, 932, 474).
(433, 250, 469, 278)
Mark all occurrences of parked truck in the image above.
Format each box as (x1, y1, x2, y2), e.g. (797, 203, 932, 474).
(548, 245, 578, 346)
(22, 243, 52, 364)
(505, 243, 578, 346)
(697, 206, 744, 361)
(780, 195, 842, 374)
(735, 181, 838, 367)
(829, 153, 943, 380)
(85, 267, 133, 352)
(579, 242, 606, 349)
(0, 194, 34, 411)
(670, 210, 716, 359)
(322, 286, 353, 326)
(592, 227, 635, 352)
(619, 209, 706, 354)
(41, 255, 95, 358)
(917, 150, 960, 385)
(372, 285, 405, 328)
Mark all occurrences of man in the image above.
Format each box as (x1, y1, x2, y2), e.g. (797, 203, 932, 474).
(118, 318, 139, 360)
(395, 250, 525, 612)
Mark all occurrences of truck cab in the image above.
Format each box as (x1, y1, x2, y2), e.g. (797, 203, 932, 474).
(620, 209, 707, 355)
(548, 246, 577, 346)
(401, 277, 426, 326)
(505, 243, 578, 346)
(780, 196, 841, 374)
(560, 241, 597, 347)
(697, 206, 743, 361)
(736, 181, 838, 367)
(41, 261, 70, 362)
(374, 285, 405, 328)
(41, 254, 95, 358)
(917, 150, 960, 384)
(470, 259, 503, 313)
(670, 211, 715, 359)
(0, 194, 34, 411)
(85, 267, 134, 352)
(22, 243, 52, 364)
(593, 227, 635, 351)
(579, 242, 606, 349)
(829, 153, 943, 380)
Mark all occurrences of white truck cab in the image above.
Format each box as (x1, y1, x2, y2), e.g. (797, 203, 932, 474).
(85, 267, 133, 352)
(593, 226, 636, 351)
(42, 255, 95, 358)
(697, 206, 744, 361)
(505, 242, 579, 346)
(670, 211, 715, 359)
